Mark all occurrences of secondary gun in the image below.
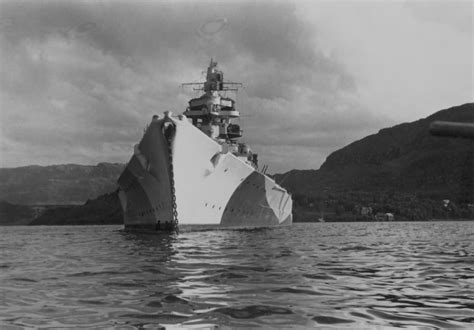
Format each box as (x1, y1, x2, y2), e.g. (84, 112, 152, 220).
(429, 121, 474, 139)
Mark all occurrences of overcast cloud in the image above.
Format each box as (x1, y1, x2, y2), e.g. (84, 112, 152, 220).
(0, 0, 472, 173)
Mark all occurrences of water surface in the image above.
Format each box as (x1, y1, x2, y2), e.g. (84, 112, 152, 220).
(1, 222, 473, 328)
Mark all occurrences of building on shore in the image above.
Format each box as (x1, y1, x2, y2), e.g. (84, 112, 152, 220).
(375, 212, 394, 221)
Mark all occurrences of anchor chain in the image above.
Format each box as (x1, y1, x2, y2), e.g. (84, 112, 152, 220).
(165, 123, 179, 234)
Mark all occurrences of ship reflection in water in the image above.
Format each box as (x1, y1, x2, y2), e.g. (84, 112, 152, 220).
(1, 222, 473, 328)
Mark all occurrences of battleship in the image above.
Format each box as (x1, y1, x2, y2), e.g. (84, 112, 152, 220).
(117, 60, 293, 231)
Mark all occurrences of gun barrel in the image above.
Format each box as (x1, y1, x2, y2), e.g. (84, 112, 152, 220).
(429, 121, 474, 139)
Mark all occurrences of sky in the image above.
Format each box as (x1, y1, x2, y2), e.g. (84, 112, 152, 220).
(0, 0, 472, 173)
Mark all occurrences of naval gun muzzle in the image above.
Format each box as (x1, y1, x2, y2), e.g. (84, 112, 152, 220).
(429, 121, 474, 139)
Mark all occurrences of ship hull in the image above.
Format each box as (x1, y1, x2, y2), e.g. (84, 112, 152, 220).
(117, 114, 292, 231)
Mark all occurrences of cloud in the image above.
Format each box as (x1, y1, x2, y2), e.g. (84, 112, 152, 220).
(297, 1, 473, 121)
(406, 1, 472, 35)
(0, 1, 471, 173)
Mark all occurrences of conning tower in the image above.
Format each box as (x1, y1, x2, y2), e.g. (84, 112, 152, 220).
(183, 59, 243, 141)
(183, 59, 257, 168)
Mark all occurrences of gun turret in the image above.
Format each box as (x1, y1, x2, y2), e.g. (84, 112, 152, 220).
(429, 121, 474, 139)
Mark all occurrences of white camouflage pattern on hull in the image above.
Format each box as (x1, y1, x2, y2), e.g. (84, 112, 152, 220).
(118, 113, 292, 230)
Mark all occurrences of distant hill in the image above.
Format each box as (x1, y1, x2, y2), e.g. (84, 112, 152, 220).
(1, 104, 472, 225)
(275, 103, 474, 221)
(29, 191, 122, 226)
(0, 201, 35, 225)
(0, 163, 124, 205)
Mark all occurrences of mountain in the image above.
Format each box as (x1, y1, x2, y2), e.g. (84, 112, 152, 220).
(0, 163, 124, 205)
(275, 103, 474, 221)
(2, 104, 472, 225)
(0, 201, 36, 225)
(28, 191, 122, 226)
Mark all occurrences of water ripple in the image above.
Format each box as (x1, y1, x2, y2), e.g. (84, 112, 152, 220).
(1, 222, 473, 328)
